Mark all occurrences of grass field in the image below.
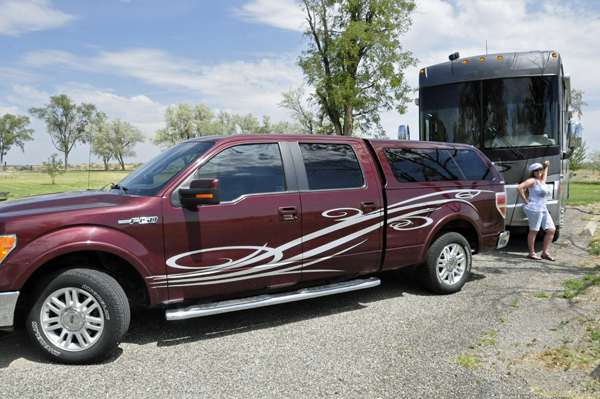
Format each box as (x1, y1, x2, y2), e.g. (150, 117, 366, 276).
(568, 181, 600, 206)
(0, 170, 131, 199)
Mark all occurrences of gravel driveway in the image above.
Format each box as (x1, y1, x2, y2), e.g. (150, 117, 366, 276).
(1, 207, 599, 398)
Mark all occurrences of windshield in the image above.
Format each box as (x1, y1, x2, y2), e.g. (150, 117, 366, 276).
(420, 76, 559, 149)
(109, 141, 214, 196)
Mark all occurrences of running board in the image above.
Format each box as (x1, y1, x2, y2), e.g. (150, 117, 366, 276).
(165, 277, 381, 321)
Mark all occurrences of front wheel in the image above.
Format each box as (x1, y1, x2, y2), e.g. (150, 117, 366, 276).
(26, 268, 130, 364)
(421, 232, 472, 295)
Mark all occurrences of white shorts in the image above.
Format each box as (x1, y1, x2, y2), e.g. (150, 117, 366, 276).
(523, 208, 555, 232)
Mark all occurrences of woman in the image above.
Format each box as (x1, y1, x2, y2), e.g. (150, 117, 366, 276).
(517, 161, 556, 260)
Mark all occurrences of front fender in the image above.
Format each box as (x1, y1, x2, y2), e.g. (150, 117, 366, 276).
(2, 225, 167, 305)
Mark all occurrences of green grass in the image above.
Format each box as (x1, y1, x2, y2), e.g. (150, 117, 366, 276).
(455, 353, 481, 368)
(568, 181, 600, 206)
(534, 291, 549, 298)
(0, 170, 132, 199)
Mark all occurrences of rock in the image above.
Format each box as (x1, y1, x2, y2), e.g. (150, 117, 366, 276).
(591, 364, 600, 382)
(580, 221, 597, 237)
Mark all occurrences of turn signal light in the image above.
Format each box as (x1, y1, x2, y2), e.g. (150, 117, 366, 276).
(0, 235, 16, 264)
(479, 57, 485, 62)
(420, 69, 425, 74)
(552, 53, 558, 58)
(497, 56, 503, 60)
(195, 194, 213, 199)
(462, 60, 468, 64)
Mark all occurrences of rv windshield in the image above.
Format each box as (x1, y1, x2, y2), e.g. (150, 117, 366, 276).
(420, 76, 559, 149)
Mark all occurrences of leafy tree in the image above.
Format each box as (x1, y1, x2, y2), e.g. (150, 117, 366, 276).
(43, 153, 64, 184)
(279, 86, 334, 134)
(109, 118, 145, 170)
(571, 89, 587, 120)
(88, 112, 113, 170)
(152, 102, 304, 147)
(0, 113, 34, 169)
(29, 94, 96, 170)
(590, 150, 600, 175)
(152, 103, 219, 149)
(570, 140, 588, 171)
(298, 0, 417, 136)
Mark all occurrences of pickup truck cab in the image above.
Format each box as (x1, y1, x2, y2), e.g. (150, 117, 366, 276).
(0, 134, 508, 364)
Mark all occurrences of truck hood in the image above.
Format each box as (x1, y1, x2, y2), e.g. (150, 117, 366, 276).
(0, 190, 129, 217)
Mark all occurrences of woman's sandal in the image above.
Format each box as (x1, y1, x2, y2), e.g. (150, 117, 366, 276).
(527, 253, 542, 260)
(541, 253, 555, 261)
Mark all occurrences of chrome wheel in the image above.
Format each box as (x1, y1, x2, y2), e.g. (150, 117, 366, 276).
(40, 287, 105, 352)
(436, 243, 467, 286)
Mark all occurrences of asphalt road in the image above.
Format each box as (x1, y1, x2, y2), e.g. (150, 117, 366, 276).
(1, 208, 597, 398)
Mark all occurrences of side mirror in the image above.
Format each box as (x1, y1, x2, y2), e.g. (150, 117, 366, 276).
(398, 125, 410, 141)
(179, 179, 220, 207)
(567, 121, 582, 148)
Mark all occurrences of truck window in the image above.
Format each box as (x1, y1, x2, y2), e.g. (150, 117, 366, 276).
(299, 143, 364, 190)
(449, 149, 494, 180)
(383, 148, 463, 183)
(197, 143, 286, 202)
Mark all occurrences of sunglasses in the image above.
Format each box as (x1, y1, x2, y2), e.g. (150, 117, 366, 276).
(534, 169, 543, 173)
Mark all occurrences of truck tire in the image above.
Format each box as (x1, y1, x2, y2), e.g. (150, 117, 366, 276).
(26, 268, 130, 364)
(421, 232, 472, 295)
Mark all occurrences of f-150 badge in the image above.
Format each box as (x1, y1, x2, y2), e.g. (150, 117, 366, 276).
(118, 216, 159, 225)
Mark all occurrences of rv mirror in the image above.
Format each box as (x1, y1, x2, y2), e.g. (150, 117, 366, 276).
(567, 121, 582, 149)
(398, 125, 410, 141)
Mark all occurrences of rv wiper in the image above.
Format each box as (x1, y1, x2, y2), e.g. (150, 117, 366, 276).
(488, 128, 524, 159)
(110, 183, 129, 195)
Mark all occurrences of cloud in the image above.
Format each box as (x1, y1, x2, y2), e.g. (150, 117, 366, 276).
(0, 0, 76, 36)
(232, 0, 305, 31)
(22, 48, 305, 119)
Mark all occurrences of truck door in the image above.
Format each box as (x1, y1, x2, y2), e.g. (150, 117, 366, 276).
(161, 141, 302, 301)
(290, 140, 384, 282)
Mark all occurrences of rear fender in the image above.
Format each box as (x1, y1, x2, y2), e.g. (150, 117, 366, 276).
(419, 204, 481, 263)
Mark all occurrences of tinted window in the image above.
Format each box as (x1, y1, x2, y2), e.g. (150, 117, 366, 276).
(383, 148, 463, 183)
(197, 143, 286, 202)
(449, 149, 493, 180)
(299, 143, 364, 190)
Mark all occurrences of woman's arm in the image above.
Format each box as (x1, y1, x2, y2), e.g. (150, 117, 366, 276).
(517, 178, 535, 204)
(542, 160, 550, 182)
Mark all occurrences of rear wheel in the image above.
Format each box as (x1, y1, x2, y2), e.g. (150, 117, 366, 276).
(421, 232, 472, 294)
(26, 268, 130, 364)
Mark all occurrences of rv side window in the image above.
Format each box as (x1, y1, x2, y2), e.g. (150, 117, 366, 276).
(450, 150, 494, 180)
(299, 143, 364, 190)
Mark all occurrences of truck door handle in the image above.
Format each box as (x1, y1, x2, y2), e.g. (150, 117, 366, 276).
(278, 206, 298, 221)
(361, 201, 377, 212)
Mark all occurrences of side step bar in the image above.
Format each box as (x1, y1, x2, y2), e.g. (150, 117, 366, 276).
(165, 277, 381, 321)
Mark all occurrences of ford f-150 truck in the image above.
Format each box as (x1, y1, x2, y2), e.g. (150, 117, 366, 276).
(0, 134, 509, 364)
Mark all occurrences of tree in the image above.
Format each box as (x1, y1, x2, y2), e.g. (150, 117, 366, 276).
(109, 118, 145, 170)
(152, 102, 304, 147)
(43, 153, 64, 185)
(0, 114, 34, 169)
(152, 103, 219, 149)
(29, 94, 96, 170)
(279, 86, 334, 134)
(590, 150, 600, 175)
(89, 112, 113, 170)
(571, 89, 587, 120)
(298, 0, 417, 136)
(570, 140, 588, 171)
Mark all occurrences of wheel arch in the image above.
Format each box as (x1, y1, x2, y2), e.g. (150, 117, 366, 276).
(420, 210, 481, 263)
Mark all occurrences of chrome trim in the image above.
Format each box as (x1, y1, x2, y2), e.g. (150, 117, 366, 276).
(496, 231, 510, 249)
(0, 291, 19, 329)
(165, 277, 380, 321)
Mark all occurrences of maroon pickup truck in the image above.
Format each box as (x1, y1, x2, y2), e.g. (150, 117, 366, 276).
(0, 135, 508, 364)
